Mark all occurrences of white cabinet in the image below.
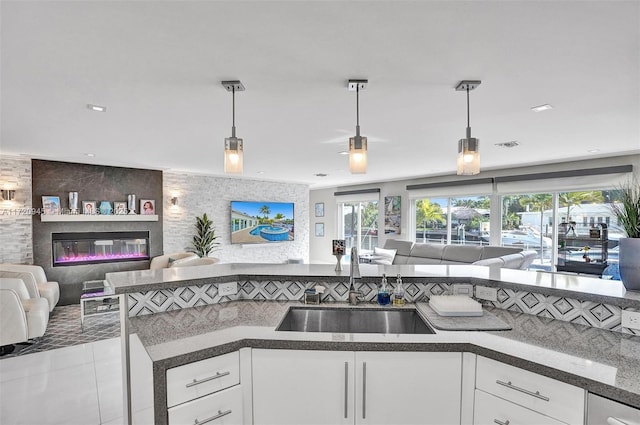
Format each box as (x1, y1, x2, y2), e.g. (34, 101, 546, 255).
(475, 356, 585, 425)
(166, 350, 244, 425)
(252, 349, 354, 425)
(355, 351, 461, 425)
(167, 351, 240, 408)
(168, 385, 243, 425)
(251, 349, 462, 425)
(474, 389, 566, 425)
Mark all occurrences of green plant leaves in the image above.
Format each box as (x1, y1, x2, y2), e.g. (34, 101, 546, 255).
(190, 213, 220, 257)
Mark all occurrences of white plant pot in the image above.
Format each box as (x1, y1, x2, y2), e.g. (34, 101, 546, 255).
(619, 238, 640, 291)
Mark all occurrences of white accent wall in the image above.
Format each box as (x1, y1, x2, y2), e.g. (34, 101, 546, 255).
(0, 155, 33, 264)
(164, 171, 309, 263)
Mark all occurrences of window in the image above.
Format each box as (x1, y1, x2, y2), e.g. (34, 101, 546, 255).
(502, 193, 554, 270)
(338, 200, 379, 254)
(415, 197, 447, 243)
(412, 195, 490, 246)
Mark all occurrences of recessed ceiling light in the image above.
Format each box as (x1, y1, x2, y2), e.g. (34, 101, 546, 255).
(494, 141, 520, 148)
(588, 149, 601, 153)
(87, 104, 107, 112)
(257, 171, 265, 174)
(85, 153, 95, 157)
(338, 151, 349, 156)
(531, 104, 553, 112)
(314, 173, 328, 177)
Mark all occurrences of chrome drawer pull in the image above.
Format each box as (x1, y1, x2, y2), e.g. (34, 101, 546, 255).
(496, 380, 550, 402)
(344, 362, 349, 419)
(194, 409, 232, 424)
(362, 362, 367, 419)
(494, 420, 510, 425)
(186, 371, 231, 388)
(607, 418, 630, 425)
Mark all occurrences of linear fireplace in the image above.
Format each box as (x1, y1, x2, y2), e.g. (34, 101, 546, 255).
(52, 231, 150, 267)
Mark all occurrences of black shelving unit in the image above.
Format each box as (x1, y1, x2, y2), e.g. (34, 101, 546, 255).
(556, 222, 608, 276)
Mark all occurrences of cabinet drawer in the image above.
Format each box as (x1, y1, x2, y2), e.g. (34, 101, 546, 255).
(168, 385, 243, 425)
(476, 356, 584, 425)
(474, 389, 566, 425)
(167, 351, 240, 408)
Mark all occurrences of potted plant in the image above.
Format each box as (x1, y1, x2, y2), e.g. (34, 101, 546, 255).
(609, 179, 640, 290)
(190, 213, 220, 258)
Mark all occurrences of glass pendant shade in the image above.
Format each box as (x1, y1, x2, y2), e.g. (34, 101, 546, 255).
(349, 135, 368, 174)
(224, 137, 244, 174)
(457, 137, 480, 175)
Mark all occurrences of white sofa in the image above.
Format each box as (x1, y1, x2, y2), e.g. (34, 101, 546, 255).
(0, 264, 60, 312)
(0, 277, 49, 347)
(381, 239, 537, 270)
(149, 252, 220, 269)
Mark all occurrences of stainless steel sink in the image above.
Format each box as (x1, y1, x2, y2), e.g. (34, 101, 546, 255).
(276, 307, 435, 334)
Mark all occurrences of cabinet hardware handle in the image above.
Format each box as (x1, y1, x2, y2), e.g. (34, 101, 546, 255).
(344, 362, 349, 419)
(607, 418, 631, 425)
(186, 371, 230, 388)
(493, 420, 510, 425)
(496, 380, 550, 401)
(362, 362, 367, 419)
(194, 409, 232, 424)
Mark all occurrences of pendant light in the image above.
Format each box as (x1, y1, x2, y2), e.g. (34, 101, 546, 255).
(222, 80, 245, 174)
(456, 80, 481, 176)
(348, 79, 368, 174)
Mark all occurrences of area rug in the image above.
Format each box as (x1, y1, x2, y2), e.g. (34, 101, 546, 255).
(1, 304, 120, 358)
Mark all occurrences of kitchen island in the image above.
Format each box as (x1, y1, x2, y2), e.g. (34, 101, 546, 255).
(106, 264, 640, 424)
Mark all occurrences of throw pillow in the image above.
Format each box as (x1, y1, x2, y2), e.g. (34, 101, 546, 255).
(373, 247, 397, 265)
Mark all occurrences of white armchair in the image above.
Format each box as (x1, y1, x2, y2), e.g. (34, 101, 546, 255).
(0, 264, 60, 312)
(149, 252, 199, 269)
(0, 278, 49, 348)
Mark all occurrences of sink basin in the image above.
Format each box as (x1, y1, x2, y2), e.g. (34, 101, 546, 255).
(276, 307, 435, 334)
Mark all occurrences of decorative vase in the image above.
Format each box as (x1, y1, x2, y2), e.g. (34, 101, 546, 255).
(68, 191, 79, 213)
(334, 254, 343, 271)
(127, 194, 136, 214)
(619, 238, 640, 291)
(99, 201, 112, 215)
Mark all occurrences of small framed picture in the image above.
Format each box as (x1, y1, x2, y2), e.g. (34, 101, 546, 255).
(114, 202, 127, 215)
(332, 239, 345, 255)
(42, 196, 60, 215)
(141, 199, 155, 215)
(315, 222, 325, 237)
(315, 202, 324, 217)
(82, 201, 97, 215)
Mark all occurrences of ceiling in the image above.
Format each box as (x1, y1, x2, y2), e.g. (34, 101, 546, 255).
(1, 1, 639, 189)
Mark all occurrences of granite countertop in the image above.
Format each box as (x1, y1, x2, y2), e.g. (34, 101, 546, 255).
(107, 263, 640, 307)
(130, 300, 640, 408)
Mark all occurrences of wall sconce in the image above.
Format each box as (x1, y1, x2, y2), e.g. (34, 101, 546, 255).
(1, 189, 16, 201)
(170, 196, 179, 207)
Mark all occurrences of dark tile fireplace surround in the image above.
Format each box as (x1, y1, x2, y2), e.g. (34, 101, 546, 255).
(32, 160, 163, 305)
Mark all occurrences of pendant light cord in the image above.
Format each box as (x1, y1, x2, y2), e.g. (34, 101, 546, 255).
(466, 87, 470, 128)
(355, 85, 360, 136)
(231, 86, 236, 138)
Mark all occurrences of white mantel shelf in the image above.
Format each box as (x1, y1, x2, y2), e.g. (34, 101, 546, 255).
(40, 214, 158, 222)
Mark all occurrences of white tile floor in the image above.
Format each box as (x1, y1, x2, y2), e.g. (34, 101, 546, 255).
(0, 337, 124, 425)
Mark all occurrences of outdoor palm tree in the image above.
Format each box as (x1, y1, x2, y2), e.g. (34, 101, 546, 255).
(416, 199, 445, 242)
(259, 205, 271, 222)
(558, 191, 604, 222)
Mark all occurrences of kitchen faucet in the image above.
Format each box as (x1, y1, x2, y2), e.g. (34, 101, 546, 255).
(349, 246, 363, 305)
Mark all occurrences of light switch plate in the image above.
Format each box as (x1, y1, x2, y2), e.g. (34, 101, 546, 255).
(218, 282, 238, 297)
(622, 310, 640, 330)
(452, 284, 473, 297)
(475, 285, 498, 302)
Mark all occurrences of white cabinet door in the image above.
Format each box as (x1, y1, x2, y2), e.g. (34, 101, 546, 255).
(252, 349, 355, 425)
(168, 385, 243, 425)
(474, 389, 566, 425)
(355, 351, 462, 425)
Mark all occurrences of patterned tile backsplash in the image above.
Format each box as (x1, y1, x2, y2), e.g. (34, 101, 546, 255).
(127, 279, 640, 336)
